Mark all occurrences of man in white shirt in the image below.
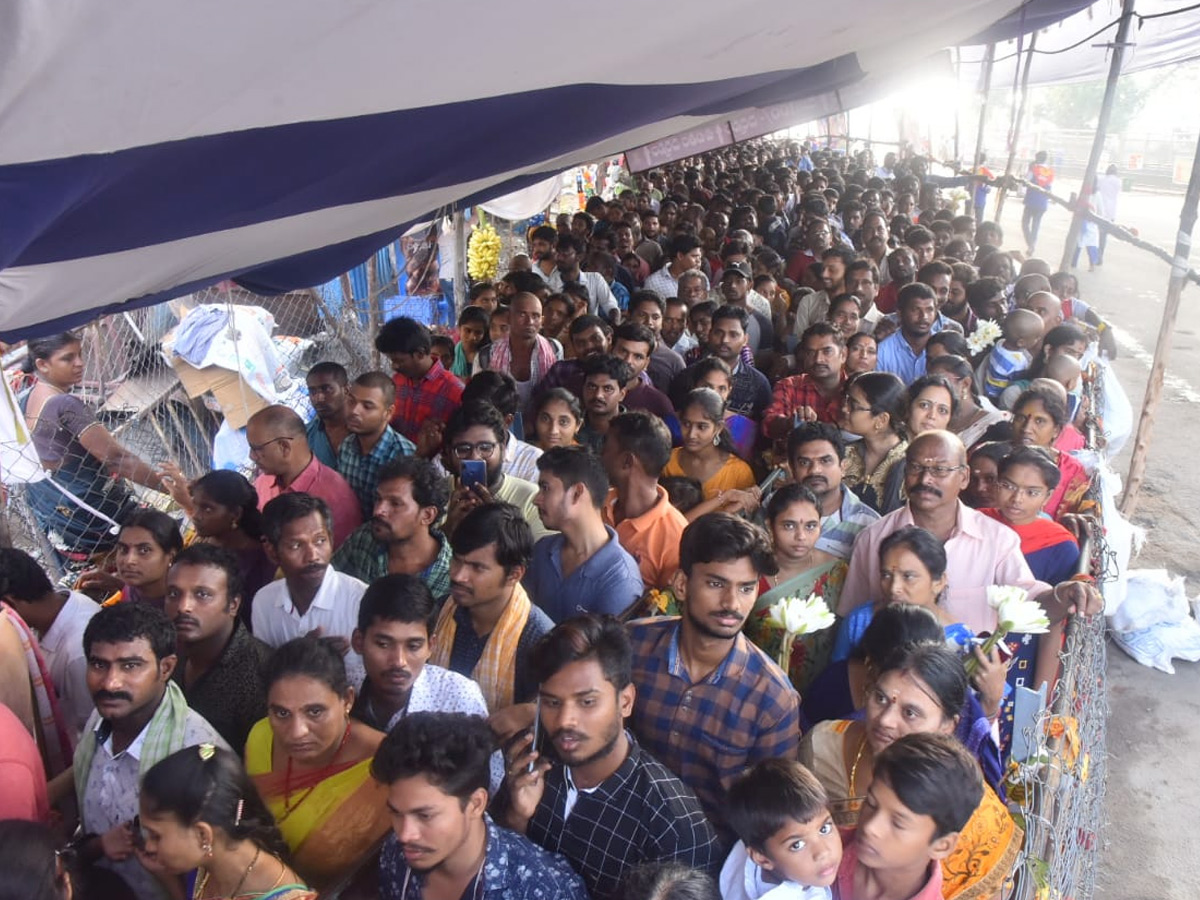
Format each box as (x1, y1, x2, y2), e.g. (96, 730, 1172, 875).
(351, 573, 486, 733)
(0, 548, 99, 737)
(254, 492, 368, 688)
(549, 234, 618, 320)
(1096, 164, 1121, 265)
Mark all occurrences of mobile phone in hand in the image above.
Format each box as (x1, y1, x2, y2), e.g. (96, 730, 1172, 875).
(528, 698, 541, 773)
(461, 459, 487, 493)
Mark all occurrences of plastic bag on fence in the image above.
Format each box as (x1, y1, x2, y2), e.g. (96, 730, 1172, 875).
(1095, 463, 1143, 618)
(1099, 357, 1132, 457)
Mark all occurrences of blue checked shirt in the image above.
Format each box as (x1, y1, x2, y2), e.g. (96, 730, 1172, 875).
(337, 427, 416, 519)
(626, 617, 800, 845)
(816, 485, 881, 561)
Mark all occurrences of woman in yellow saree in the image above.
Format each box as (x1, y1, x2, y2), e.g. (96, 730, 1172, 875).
(800, 642, 1021, 900)
(245, 636, 390, 890)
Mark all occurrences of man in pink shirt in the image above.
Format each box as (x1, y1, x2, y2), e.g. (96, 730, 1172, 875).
(247, 405, 362, 549)
(841, 431, 1102, 632)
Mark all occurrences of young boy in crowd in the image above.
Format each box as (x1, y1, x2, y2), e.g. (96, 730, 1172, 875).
(836, 733, 983, 900)
(982, 308, 1042, 401)
(721, 759, 843, 900)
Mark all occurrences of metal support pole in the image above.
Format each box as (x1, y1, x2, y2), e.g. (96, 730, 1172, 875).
(453, 208, 468, 314)
(953, 48, 962, 163)
(995, 29, 1038, 222)
(1059, 0, 1137, 271)
(1121, 130, 1200, 517)
(968, 44, 996, 217)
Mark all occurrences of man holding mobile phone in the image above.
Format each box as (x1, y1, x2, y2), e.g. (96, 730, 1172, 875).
(440, 400, 553, 541)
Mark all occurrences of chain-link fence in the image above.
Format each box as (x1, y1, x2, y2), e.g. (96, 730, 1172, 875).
(1, 269, 422, 582)
(1005, 360, 1112, 900)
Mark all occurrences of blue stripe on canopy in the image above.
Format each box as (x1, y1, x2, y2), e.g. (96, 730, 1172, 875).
(0, 55, 862, 270)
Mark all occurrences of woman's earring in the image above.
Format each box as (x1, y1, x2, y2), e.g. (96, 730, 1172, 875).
(713, 435, 720, 447)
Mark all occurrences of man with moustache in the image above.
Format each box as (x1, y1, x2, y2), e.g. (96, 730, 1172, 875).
(763, 323, 847, 442)
(429, 503, 555, 712)
(72, 603, 228, 899)
(333, 456, 453, 603)
(504, 615, 721, 900)
(840, 431, 1104, 632)
(252, 492, 368, 688)
(786, 422, 879, 561)
(529, 224, 561, 283)
(626, 513, 800, 847)
(351, 574, 487, 732)
(165, 544, 269, 753)
(374, 713, 589, 900)
(528, 315, 613, 414)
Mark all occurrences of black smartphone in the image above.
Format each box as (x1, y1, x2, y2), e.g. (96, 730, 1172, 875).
(528, 698, 541, 773)
(461, 459, 487, 493)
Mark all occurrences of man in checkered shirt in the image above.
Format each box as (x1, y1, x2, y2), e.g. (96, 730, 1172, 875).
(503, 615, 720, 900)
(625, 513, 801, 846)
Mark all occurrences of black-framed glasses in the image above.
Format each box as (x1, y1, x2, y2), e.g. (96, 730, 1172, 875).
(905, 463, 966, 479)
(842, 398, 872, 414)
(248, 436, 287, 455)
(451, 441, 498, 459)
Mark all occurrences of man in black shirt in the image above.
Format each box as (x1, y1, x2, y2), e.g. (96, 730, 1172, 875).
(164, 544, 270, 753)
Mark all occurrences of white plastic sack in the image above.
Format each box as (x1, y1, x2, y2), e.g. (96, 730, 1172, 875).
(1110, 619, 1200, 675)
(1095, 463, 1142, 618)
(1099, 357, 1132, 457)
(1109, 569, 1190, 633)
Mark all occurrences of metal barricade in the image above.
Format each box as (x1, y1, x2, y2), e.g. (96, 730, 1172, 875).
(1006, 361, 1111, 900)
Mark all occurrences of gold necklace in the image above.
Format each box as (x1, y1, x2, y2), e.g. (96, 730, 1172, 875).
(849, 734, 868, 796)
(195, 845, 261, 899)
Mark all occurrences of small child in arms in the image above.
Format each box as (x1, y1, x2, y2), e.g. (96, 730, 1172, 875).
(983, 308, 1043, 401)
(721, 758, 843, 900)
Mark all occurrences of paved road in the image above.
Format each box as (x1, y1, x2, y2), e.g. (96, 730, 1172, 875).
(991, 183, 1200, 900)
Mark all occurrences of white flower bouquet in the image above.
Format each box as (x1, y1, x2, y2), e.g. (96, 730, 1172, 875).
(966, 318, 1002, 356)
(765, 592, 837, 672)
(965, 585, 1051, 675)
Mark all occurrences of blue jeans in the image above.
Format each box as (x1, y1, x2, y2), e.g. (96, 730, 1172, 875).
(1022, 205, 1045, 250)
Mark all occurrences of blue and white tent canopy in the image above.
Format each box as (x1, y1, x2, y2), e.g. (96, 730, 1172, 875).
(0, 0, 1078, 340)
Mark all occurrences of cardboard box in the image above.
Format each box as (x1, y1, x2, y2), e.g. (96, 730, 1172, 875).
(170, 357, 269, 430)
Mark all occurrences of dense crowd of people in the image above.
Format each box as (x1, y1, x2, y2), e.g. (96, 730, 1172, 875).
(1, 139, 1112, 900)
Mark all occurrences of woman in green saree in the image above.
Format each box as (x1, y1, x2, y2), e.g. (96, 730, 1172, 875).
(744, 483, 845, 693)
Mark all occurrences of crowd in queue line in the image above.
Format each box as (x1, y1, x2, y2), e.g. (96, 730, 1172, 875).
(1, 138, 1112, 900)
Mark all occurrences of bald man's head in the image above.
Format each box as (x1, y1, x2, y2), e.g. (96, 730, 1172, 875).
(1023, 291, 1064, 329)
(1014, 273, 1051, 304)
(1042, 355, 1082, 392)
(247, 405, 306, 438)
(1019, 258, 1053, 278)
(904, 430, 969, 513)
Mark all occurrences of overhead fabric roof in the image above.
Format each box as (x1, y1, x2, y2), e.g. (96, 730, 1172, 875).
(958, 0, 1200, 87)
(1, 0, 1071, 339)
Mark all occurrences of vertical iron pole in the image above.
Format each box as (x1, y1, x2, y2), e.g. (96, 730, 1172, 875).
(1121, 130, 1200, 516)
(1059, 0, 1137, 270)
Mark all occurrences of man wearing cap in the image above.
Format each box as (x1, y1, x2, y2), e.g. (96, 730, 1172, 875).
(719, 260, 775, 353)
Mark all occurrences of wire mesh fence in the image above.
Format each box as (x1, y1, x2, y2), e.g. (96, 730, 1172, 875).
(1005, 360, 1111, 900)
(0, 271, 418, 583)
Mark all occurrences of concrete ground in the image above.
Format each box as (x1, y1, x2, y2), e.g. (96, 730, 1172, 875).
(989, 183, 1200, 899)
